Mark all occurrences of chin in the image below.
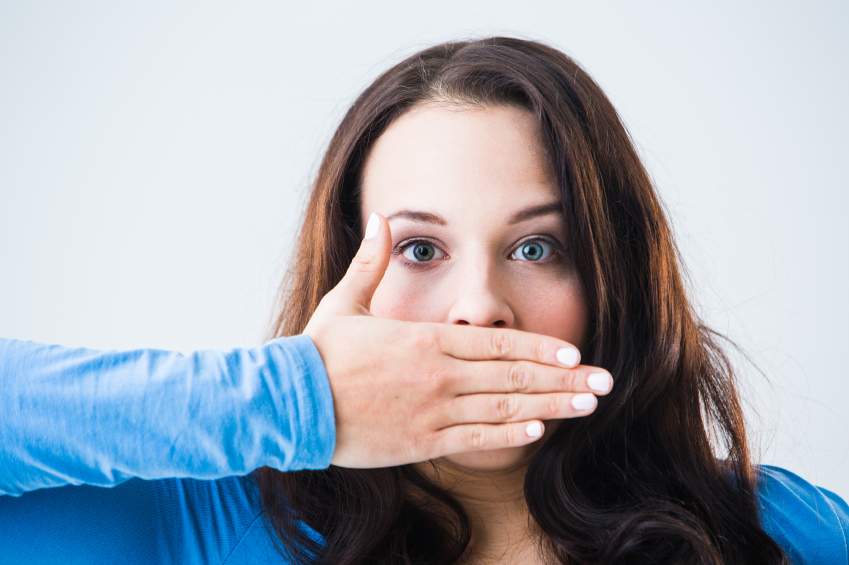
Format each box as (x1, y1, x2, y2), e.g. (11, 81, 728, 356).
(438, 420, 560, 472)
(440, 445, 536, 472)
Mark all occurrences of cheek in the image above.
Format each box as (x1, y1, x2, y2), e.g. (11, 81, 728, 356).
(369, 270, 447, 322)
(510, 271, 590, 349)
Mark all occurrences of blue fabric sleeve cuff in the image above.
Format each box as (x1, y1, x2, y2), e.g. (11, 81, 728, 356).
(268, 334, 335, 471)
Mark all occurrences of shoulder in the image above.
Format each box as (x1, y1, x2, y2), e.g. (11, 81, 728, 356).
(0, 475, 292, 565)
(756, 465, 849, 564)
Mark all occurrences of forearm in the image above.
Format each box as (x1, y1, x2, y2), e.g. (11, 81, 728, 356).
(0, 335, 335, 496)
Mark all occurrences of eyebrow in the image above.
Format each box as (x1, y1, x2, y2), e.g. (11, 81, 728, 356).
(385, 210, 447, 225)
(508, 202, 563, 225)
(384, 202, 563, 227)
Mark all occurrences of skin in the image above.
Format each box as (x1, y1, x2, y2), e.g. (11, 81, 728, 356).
(361, 103, 592, 563)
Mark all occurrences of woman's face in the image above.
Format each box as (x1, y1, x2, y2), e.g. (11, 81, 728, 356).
(361, 103, 590, 471)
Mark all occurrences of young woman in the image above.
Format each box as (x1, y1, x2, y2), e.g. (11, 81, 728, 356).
(1, 37, 846, 564)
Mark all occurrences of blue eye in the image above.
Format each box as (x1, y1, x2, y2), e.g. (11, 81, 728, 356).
(511, 240, 555, 261)
(401, 242, 445, 262)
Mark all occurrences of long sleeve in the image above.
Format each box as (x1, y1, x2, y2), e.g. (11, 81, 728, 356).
(0, 335, 336, 497)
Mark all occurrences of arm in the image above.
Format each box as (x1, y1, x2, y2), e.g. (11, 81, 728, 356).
(0, 335, 335, 496)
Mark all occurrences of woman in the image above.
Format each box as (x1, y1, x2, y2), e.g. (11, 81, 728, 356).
(1, 37, 846, 564)
(258, 37, 847, 564)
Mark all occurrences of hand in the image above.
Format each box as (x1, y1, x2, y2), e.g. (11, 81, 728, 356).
(303, 213, 612, 468)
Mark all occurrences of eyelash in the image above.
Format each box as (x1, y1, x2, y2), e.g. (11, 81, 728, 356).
(392, 236, 566, 267)
(391, 238, 443, 267)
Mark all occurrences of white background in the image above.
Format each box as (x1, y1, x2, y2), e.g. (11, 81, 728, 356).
(1, 1, 847, 496)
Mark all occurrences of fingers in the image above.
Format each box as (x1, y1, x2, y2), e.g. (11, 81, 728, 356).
(331, 213, 392, 313)
(427, 387, 601, 458)
(444, 391, 598, 426)
(430, 420, 548, 456)
(433, 325, 582, 368)
(448, 360, 613, 396)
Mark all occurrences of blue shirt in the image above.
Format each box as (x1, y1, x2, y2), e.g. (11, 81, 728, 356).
(1, 338, 846, 564)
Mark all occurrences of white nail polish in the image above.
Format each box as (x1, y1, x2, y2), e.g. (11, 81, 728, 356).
(587, 373, 611, 393)
(571, 393, 596, 411)
(364, 213, 380, 240)
(556, 347, 579, 367)
(526, 421, 543, 437)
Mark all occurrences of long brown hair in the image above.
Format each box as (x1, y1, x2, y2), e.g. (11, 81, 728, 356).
(255, 37, 788, 564)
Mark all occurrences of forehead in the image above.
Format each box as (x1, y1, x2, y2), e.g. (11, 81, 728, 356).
(360, 103, 560, 221)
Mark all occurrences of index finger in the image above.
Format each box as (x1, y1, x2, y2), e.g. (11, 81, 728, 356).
(428, 324, 582, 368)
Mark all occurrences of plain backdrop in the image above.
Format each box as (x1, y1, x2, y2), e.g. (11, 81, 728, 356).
(1, 1, 847, 496)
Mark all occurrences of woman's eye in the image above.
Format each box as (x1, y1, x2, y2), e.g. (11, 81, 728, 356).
(511, 240, 555, 261)
(401, 242, 444, 262)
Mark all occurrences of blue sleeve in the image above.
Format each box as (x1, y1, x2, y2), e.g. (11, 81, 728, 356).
(0, 335, 336, 496)
(758, 465, 849, 564)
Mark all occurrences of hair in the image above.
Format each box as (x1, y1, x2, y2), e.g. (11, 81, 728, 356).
(254, 37, 788, 564)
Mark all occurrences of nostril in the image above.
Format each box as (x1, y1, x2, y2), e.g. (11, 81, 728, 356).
(456, 320, 470, 325)
(493, 320, 507, 328)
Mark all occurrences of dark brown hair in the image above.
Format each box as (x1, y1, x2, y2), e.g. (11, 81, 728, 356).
(255, 37, 788, 564)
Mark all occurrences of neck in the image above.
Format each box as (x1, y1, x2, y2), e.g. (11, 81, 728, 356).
(416, 457, 542, 564)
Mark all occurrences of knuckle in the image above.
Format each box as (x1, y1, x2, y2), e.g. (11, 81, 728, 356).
(417, 365, 449, 393)
(411, 324, 441, 354)
(469, 426, 487, 450)
(350, 251, 379, 273)
(496, 394, 518, 421)
(548, 395, 563, 417)
(535, 339, 549, 364)
(562, 369, 579, 392)
(488, 331, 514, 358)
(430, 367, 451, 393)
(508, 362, 532, 391)
(413, 433, 435, 460)
(503, 424, 517, 446)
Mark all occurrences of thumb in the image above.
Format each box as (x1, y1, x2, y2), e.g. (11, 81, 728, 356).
(333, 212, 391, 314)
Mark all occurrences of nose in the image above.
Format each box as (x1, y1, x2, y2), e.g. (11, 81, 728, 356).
(446, 262, 515, 328)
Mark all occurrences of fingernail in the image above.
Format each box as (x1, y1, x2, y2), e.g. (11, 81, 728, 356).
(571, 393, 596, 411)
(525, 421, 543, 437)
(587, 373, 611, 393)
(555, 347, 580, 367)
(364, 213, 380, 240)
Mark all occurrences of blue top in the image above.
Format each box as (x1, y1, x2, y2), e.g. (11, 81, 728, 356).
(1, 337, 847, 564)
